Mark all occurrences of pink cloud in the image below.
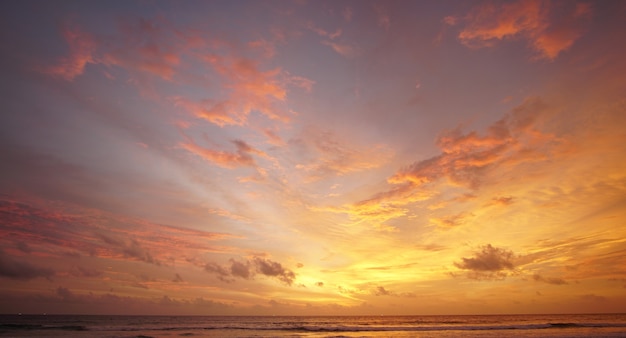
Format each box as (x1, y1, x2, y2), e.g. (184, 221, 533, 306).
(457, 0, 592, 60)
(288, 75, 316, 92)
(295, 129, 392, 181)
(102, 18, 183, 80)
(374, 4, 391, 31)
(44, 25, 97, 81)
(306, 21, 342, 39)
(181, 139, 266, 168)
(178, 54, 290, 126)
(321, 40, 360, 59)
(0, 198, 232, 267)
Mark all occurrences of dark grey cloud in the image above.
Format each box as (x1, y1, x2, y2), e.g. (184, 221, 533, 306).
(96, 233, 160, 265)
(204, 256, 296, 285)
(172, 273, 183, 283)
(15, 242, 32, 253)
(374, 286, 391, 296)
(230, 259, 252, 279)
(369, 285, 416, 298)
(455, 244, 515, 271)
(253, 257, 296, 285)
(533, 274, 568, 285)
(204, 262, 234, 283)
(69, 266, 102, 278)
(0, 251, 55, 280)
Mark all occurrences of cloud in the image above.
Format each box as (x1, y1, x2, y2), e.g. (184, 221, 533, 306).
(532, 273, 568, 285)
(253, 256, 296, 285)
(373, 286, 391, 296)
(69, 266, 103, 278)
(96, 233, 161, 265)
(430, 212, 473, 228)
(15, 242, 32, 253)
(580, 293, 606, 303)
(229, 259, 252, 280)
(457, 0, 592, 60)
(288, 75, 316, 92)
(181, 139, 266, 169)
(328, 98, 556, 229)
(0, 251, 55, 280)
(389, 98, 554, 189)
(102, 18, 183, 80)
(0, 287, 235, 315)
(204, 256, 296, 285)
(0, 198, 232, 269)
(41, 18, 300, 128)
(172, 273, 184, 283)
(343, 7, 353, 22)
(489, 196, 515, 206)
(454, 244, 517, 280)
(374, 4, 391, 31)
(196, 54, 290, 125)
(43, 24, 97, 80)
(295, 129, 392, 181)
(455, 244, 515, 271)
(306, 21, 342, 39)
(321, 40, 360, 59)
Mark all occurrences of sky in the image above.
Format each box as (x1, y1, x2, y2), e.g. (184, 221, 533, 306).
(0, 0, 625, 316)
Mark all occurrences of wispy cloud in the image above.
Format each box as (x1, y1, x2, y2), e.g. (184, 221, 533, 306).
(181, 139, 266, 169)
(0, 250, 55, 280)
(43, 24, 97, 80)
(457, 0, 592, 60)
(294, 128, 392, 181)
(321, 41, 360, 59)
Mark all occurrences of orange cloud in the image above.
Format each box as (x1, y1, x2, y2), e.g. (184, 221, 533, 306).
(181, 139, 267, 169)
(180, 54, 290, 126)
(458, 0, 592, 60)
(295, 129, 392, 181)
(336, 98, 561, 228)
(389, 98, 556, 188)
(44, 24, 97, 81)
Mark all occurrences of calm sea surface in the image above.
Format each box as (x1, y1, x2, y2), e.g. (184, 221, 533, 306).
(1, 314, 625, 337)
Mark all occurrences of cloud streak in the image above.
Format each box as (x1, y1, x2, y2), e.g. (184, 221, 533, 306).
(458, 0, 592, 60)
(0, 250, 55, 280)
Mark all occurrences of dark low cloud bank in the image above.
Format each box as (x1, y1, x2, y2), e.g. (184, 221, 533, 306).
(0, 251, 55, 280)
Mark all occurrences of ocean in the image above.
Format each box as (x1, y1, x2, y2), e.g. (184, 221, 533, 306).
(1, 314, 625, 337)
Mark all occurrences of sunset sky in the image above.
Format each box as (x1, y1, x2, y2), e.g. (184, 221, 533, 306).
(1, 0, 625, 315)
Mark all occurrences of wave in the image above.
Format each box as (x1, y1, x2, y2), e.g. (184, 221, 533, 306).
(3, 319, 626, 334)
(90, 322, 626, 332)
(0, 323, 87, 331)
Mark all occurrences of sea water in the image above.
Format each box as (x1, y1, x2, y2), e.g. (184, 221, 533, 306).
(1, 313, 626, 337)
